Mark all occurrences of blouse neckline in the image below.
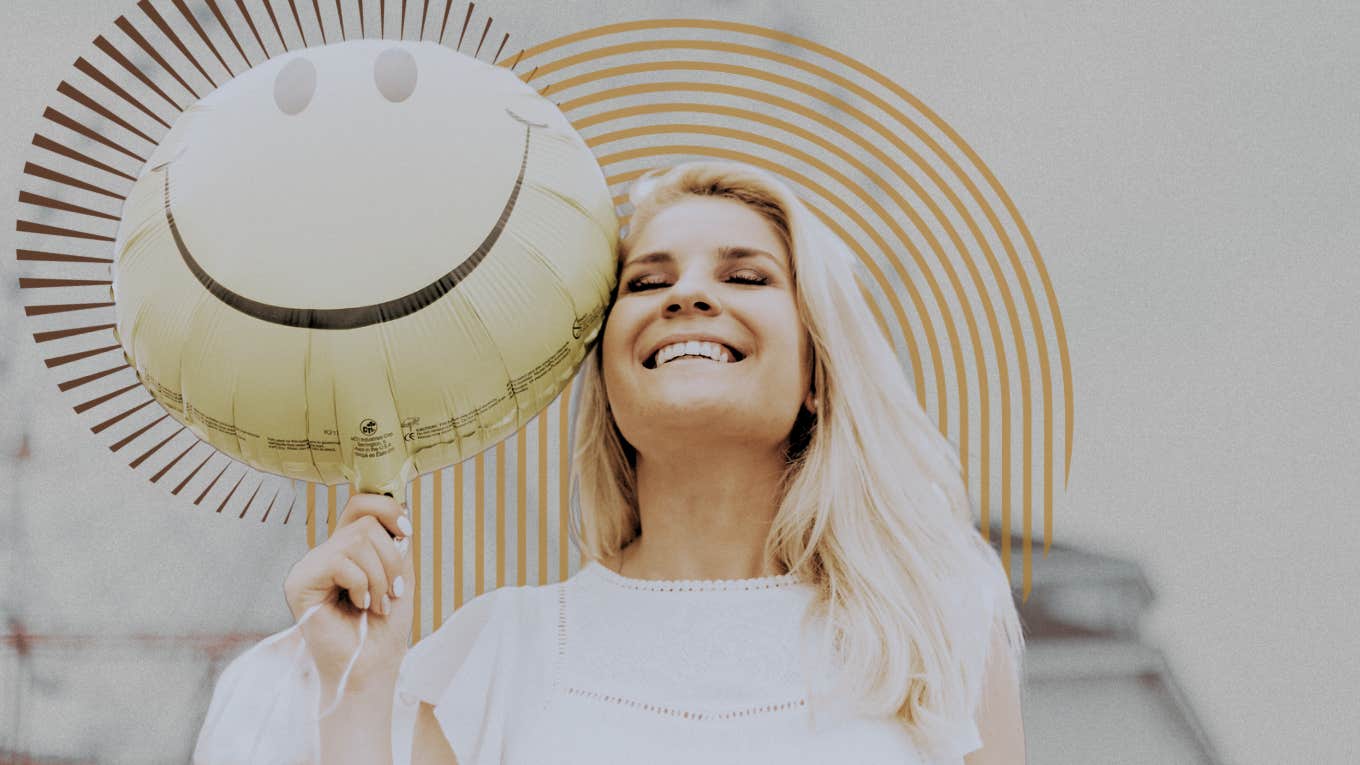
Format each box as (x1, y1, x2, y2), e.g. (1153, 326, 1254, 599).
(583, 559, 805, 592)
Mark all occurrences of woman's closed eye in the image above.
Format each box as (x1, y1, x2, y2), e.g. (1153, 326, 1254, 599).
(623, 270, 770, 292)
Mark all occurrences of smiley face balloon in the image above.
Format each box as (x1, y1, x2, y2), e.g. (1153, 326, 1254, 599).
(111, 41, 618, 497)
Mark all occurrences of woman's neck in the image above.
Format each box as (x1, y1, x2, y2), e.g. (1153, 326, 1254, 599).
(614, 444, 790, 581)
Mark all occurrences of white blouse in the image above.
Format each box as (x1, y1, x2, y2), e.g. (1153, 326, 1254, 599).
(194, 560, 985, 764)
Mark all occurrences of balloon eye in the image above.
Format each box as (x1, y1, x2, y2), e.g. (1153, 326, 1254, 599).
(273, 57, 317, 116)
(374, 47, 418, 103)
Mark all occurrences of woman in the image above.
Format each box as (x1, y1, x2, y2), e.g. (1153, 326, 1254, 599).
(194, 161, 1026, 765)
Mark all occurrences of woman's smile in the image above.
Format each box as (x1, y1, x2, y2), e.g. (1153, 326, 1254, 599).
(602, 194, 812, 455)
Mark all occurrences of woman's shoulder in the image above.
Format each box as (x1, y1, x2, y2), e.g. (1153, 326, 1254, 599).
(398, 579, 563, 708)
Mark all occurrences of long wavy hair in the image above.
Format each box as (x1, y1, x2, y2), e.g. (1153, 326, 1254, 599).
(567, 160, 1024, 758)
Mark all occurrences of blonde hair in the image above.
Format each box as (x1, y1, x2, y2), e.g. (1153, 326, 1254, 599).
(568, 161, 1024, 758)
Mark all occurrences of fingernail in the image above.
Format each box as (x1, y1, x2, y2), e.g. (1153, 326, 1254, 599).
(398, 515, 413, 537)
(382, 594, 391, 615)
(362, 592, 371, 610)
(395, 537, 410, 557)
(393, 576, 406, 599)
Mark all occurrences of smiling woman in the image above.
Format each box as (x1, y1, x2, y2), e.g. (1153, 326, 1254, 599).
(193, 161, 1025, 765)
(562, 161, 1026, 764)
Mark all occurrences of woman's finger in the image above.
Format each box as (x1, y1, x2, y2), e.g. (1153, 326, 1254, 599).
(336, 493, 410, 541)
(363, 519, 407, 598)
(331, 556, 371, 611)
(346, 534, 390, 615)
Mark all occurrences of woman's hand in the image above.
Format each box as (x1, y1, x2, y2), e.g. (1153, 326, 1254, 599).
(283, 492, 415, 692)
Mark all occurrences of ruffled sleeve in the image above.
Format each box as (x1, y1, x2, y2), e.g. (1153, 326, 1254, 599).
(192, 623, 322, 765)
(934, 554, 1021, 763)
(393, 586, 542, 765)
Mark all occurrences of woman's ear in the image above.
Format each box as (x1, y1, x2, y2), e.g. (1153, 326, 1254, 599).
(803, 389, 818, 415)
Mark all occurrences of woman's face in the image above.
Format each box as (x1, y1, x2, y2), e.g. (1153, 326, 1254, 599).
(602, 195, 813, 457)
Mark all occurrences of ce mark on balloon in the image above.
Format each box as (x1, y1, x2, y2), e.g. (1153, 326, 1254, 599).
(157, 108, 547, 331)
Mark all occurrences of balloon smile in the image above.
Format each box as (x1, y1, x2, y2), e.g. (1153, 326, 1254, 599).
(161, 109, 543, 331)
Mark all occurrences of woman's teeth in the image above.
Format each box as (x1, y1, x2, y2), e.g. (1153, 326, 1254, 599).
(653, 340, 734, 366)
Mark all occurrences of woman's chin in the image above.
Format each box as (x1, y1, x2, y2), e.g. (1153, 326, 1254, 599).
(625, 400, 786, 448)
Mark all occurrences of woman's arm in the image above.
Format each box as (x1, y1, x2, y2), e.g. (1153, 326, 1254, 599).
(317, 670, 400, 765)
(411, 702, 460, 765)
(964, 622, 1027, 765)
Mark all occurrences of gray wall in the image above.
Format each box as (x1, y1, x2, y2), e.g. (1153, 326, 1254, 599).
(3, 1, 1357, 763)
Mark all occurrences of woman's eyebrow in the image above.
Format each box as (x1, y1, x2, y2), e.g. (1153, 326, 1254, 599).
(622, 251, 674, 269)
(622, 247, 782, 270)
(717, 246, 781, 267)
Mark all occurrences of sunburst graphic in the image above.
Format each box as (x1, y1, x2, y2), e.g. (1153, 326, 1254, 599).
(16, 2, 1068, 636)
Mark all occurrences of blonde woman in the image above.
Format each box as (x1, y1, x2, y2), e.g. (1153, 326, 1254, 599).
(194, 160, 1026, 765)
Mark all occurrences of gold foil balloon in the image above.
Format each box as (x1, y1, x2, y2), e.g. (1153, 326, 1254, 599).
(111, 40, 617, 497)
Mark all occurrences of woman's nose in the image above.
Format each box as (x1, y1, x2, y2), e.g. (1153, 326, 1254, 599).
(665, 282, 720, 315)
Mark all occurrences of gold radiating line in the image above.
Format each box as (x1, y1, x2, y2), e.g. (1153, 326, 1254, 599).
(137, 0, 217, 87)
(115, 16, 199, 98)
(511, 33, 1062, 599)
(19, 190, 119, 221)
(575, 87, 997, 481)
(516, 427, 526, 586)
(474, 451, 484, 595)
(93, 36, 181, 112)
(538, 408, 548, 585)
(204, 1, 253, 68)
(455, 2, 473, 50)
(57, 365, 125, 393)
(237, 480, 263, 518)
(194, 461, 231, 504)
(130, 425, 185, 469)
(38, 18, 1064, 616)
(216, 472, 247, 513)
(45, 342, 120, 368)
(92, 398, 154, 434)
(43, 107, 145, 161)
(23, 163, 123, 200)
(55, 81, 155, 144)
(175, 453, 214, 495)
(33, 322, 116, 341)
(233, 0, 271, 58)
(520, 21, 1070, 573)
(437, 0, 454, 44)
(326, 483, 337, 536)
(559, 382, 570, 582)
(311, 0, 328, 45)
(454, 459, 464, 609)
(72, 57, 172, 130)
(173, 0, 235, 76)
(25, 297, 116, 313)
(261, 1, 290, 52)
(285, 0, 309, 47)
(495, 440, 505, 588)
(151, 440, 197, 483)
(474, 17, 491, 58)
(111, 413, 170, 452)
(261, 488, 280, 522)
(433, 468, 443, 627)
(411, 475, 421, 642)
(31, 134, 136, 182)
(76, 380, 141, 413)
